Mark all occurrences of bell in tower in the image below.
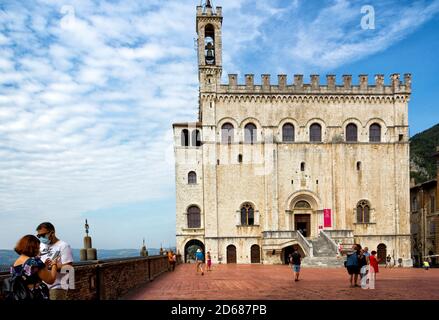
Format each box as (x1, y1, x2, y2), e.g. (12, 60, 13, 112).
(205, 41, 215, 64)
(204, 23, 216, 65)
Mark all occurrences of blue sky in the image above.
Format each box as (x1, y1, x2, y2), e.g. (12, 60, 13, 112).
(0, 0, 438, 250)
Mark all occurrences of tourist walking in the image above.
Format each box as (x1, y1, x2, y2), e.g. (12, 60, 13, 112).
(368, 250, 380, 289)
(289, 245, 302, 282)
(36, 222, 73, 300)
(195, 248, 204, 275)
(168, 251, 174, 271)
(385, 254, 392, 268)
(358, 248, 368, 280)
(169, 251, 177, 271)
(363, 247, 370, 264)
(206, 251, 212, 271)
(345, 244, 360, 287)
(423, 259, 430, 270)
(4, 235, 58, 300)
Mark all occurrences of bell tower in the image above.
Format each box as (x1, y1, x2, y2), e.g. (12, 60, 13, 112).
(196, 1, 223, 93)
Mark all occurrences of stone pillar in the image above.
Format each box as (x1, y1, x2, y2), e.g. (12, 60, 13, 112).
(80, 219, 98, 261)
(140, 239, 148, 257)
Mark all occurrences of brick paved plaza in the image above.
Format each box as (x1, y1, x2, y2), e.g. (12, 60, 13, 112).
(125, 263, 439, 300)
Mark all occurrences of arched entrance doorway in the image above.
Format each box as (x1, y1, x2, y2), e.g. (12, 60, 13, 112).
(282, 245, 306, 264)
(227, 245, 237, 263)
(288, 194, 319, 238)
(184, 239, 205, 263)
(377, 243, 386, 265)
(250, 244, 260, 263)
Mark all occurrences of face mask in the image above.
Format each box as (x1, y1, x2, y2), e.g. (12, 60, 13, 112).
(40, 236, 51, 245)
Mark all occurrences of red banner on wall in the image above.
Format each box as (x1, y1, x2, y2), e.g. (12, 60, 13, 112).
(323, 209, 332, 228)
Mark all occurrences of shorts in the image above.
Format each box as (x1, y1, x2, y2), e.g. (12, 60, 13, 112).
(292, 265, 301, 272)
(347, 266, 360, 275)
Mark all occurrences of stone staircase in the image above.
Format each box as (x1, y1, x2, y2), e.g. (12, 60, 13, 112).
(301, 256, 344, 268)
(301, 231, 344, 268)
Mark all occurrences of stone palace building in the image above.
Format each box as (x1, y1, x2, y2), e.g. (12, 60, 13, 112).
(173, 1, 412, 266)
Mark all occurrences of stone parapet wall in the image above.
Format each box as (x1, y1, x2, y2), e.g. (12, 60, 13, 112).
(0, 255, 181, 300)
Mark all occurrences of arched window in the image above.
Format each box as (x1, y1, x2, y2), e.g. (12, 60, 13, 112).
(221, 123, 234, 144)
(188, 171, 197, 184)
(187, 206, 201, 228)
(282, 123, 295, 142)
(369, 123, 381, 142)
(244, 123, 257, 144)
(295, 201, 311, 209)
(346, 123, 358, 142)
(240, 203, 255, 225)
(356, 200, 370, 223)
(181, 129, 189, 147)
(300, 162, 305, 172)
(310, 123, 322, 142)
(192, 130, 201, 147)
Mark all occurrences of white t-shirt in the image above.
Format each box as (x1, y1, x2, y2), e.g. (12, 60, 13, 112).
(39, 240, 74, 289)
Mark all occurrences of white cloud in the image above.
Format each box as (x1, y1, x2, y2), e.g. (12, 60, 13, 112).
(0, 0, 437, 249)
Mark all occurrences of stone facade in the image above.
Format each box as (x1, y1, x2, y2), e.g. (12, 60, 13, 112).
(173, 2, 412, 266)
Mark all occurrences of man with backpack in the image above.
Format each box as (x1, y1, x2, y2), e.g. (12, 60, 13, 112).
(289, 245, 302, 282)
(195, 248, 204, 275)
(346, 244, 360, 287)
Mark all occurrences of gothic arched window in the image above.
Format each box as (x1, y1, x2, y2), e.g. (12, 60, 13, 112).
(221, 123, 234, 144)
(244, 123, 257, 144)
(240, 203, 255, 225)
(356, 200, 370, 223)
(188, 171, 197, 184)
(187, 206, 201, 228)
(369, 123, 381, 142)
(192, 130, 201, 147)
(346, 123, 358, 142)
(181, 129, 189, 147)
(310, 123, 322, 142)
(282, 123, 295, 142)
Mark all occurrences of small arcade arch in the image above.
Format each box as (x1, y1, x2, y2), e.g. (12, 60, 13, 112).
(184, 239, 205, 263)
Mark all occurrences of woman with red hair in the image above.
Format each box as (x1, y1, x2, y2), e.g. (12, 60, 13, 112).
(8, 235, 59, 300)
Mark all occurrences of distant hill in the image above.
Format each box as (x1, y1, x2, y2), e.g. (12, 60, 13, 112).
(410, 123, 439, 184)
(0, 247, 168, 269)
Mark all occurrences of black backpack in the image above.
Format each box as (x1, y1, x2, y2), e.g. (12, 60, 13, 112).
(1, 270, 49, 301)
(1, 274, 33, 301)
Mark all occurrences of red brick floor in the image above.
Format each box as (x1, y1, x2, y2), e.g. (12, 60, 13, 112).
(124, 263, 439, 300)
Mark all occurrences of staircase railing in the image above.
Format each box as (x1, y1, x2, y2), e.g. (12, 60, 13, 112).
(320, 230, 339, 254)
(296, 231, 313, 257)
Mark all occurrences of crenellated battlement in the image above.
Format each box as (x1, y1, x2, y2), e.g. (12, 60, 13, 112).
(221, 73, 411, 95)
(196, 5, 222, 17)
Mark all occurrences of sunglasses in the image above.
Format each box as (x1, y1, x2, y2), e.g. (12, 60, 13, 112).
(37, 232, 51, 238)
